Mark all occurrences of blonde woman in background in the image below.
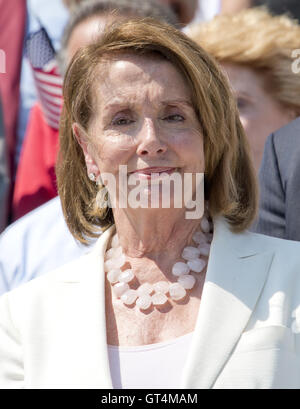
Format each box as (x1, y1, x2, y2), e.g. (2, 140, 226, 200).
(188, 8, 300, 172)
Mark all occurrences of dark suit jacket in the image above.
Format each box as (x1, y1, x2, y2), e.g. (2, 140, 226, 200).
(253, 117, 300, 241)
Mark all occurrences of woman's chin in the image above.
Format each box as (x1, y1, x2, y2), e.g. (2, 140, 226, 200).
(125, 182, 182, 211)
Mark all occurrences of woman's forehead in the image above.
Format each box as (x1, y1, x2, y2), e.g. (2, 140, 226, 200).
(97, 52, 178, 78)
(93, 53, 192, 104)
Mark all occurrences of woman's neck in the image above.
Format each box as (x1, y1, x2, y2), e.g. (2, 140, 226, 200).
(112, 207, 204, 272)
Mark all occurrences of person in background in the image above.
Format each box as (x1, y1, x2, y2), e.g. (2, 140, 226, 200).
(253, 117, 300, 241)
(252, 0, 300, 241)
(188, 8, 300, 173)
(0, 98, 10, 233)
(157, 0, 198, 25)
(12, 0, 77, 220)
(254, 0, 300, 22)
(0, 197, 87, 295)
(0, 0, 26, 228)
(16, 0, 70, 168)
(0, 0, 178, 296)
(64, 0, 198, 25)
(1, 18, 300, 389)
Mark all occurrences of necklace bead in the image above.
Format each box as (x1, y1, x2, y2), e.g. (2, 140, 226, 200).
(105, 246, 123, 260)
(178, 274, 196, 289)
(107, 268, 121, 284)
(121, 289, 138, 305)
(104, 253, 126, 271)
(192, 231, 207, 245)
(136, 295, 152, 310)
(137, 283, 154, 296)
(153, 281, 169, 294)
(113, 282, 129, 298)
(200, 217, 211, 233)
(182, 246, 201, 261)
(172, 262, 190, 277)
(198, 244, 210, 257)
(118, 269, 135, 283)
(187, 258, 206, 273)
(152, 292, 168, 306)
(169, 283, 186, 301)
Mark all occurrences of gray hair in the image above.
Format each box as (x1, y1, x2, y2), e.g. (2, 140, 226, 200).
(57, 0, 179, 74)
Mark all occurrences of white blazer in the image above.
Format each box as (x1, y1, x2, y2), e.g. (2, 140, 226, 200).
(1, 217, 300, 389)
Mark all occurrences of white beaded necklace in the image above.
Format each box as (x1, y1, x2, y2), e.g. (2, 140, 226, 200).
(104, 216, 213, 311)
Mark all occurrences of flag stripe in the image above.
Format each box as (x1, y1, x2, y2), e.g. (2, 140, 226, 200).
(39, 100, 61, 115)
(37, 81, 63, 96)
(39, 90, 62, 107)
(34, 70, 63, 86)
(38, 90, 62, 111)
(42, 115, 60, 129)
(40, 105, 61, 122)
(26, 27, 63, 130)
(38, 96, 62, 125)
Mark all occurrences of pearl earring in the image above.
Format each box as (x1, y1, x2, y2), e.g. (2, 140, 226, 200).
(88, 173, 96, 182)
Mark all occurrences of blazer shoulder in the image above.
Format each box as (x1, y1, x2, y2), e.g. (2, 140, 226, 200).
(273, 117, 300, 150)
(1, 250, 97, 300)
(248, 230, 300, 263)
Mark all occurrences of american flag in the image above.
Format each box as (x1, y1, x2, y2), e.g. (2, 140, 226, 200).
(25, 27, 63, 130)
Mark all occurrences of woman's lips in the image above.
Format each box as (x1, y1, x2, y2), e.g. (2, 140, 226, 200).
(130, 167, 178, 180)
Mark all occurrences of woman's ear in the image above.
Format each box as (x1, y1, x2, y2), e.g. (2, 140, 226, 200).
(72, 122, 89, 155)
(72, 122, 100, 178)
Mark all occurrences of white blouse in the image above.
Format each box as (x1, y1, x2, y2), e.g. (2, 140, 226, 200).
(107, 332, 194, 389)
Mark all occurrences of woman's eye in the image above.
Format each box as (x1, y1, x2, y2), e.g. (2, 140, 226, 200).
(112, 118, 134, 126)
(236, 98, 249, 111)
(163, 114, 185, 122)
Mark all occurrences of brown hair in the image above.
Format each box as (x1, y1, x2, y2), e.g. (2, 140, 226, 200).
(56, 18, 258, 244)
(188, 7, 300, 114)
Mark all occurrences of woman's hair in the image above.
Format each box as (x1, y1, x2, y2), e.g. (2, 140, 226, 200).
(57, 0, 179, 74)
(56, 18, 258, 244)
(188, 7, 300, 114)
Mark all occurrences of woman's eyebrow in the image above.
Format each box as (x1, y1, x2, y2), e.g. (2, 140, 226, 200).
(102, 99, 193, 115)
(103, 102, 133, 111)
(101, 102, 136, 120)
(160, 99, 193, 108)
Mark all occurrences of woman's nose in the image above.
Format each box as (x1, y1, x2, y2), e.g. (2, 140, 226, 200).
(136, 118, 167, 157)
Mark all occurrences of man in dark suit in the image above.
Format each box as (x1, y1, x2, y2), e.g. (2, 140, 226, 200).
(253, 117, 300, 241)
(253, 0, 300, 23)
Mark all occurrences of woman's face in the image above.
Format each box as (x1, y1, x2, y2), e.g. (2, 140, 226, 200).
(78, 54, 204, 210)
(222, 63, 296, 173)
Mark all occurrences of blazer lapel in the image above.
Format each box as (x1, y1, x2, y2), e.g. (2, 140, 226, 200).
(181, 218, 274, 389)
(58, 225, 115, 388)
